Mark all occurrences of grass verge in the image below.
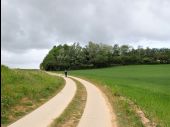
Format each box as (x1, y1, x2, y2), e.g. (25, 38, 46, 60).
(50, 77, 87, 127)
(75, 76, 144, 127)
(99, 84, 144, 127)
(1, 65, 65, 126)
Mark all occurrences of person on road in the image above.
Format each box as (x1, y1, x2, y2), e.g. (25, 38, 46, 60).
(64, 69, 67, 77)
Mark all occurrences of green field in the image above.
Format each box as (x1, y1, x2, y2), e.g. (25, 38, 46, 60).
(1, 65, 64, 125)
(70, 64, 170, 126)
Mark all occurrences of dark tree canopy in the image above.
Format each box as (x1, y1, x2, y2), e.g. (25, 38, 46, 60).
(40, 42, 170, 71)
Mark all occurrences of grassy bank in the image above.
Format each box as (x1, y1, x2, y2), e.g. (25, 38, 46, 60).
(1, 65, 64, 125)
(70, 64, 170, 127)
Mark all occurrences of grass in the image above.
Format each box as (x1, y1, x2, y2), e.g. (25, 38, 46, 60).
(1, 65, 64, 126)
(114, 96, 144, 127)
(70, 64, 170, 127)
(50, 78, 87, 127)
(94, 82, 144, 127)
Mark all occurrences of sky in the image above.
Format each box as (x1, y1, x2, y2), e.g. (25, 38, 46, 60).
(1, 0, 170, 69)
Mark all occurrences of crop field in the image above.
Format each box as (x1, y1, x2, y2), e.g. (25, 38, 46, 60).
(1, 65, 64, 125)
(70, 64, 170, 126)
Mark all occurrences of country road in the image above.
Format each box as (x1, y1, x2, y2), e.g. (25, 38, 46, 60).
(8, 72, 116, 127)
(8, 73, 77, 127)
(70, 76, 115, 127)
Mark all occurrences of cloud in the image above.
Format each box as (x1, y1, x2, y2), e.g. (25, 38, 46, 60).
(1, 49, 49, 69)
(1, 0, 170, 68)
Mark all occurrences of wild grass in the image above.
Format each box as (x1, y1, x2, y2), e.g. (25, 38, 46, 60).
(50, 78, 87, 127)
(1, 65, 64, 125)
(70, 64, 170, 127)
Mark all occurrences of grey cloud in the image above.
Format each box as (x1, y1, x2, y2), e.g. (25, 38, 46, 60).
(1, 0, 170, 68)
(2, 0, 170, 52)
(1, 49, 49, 69)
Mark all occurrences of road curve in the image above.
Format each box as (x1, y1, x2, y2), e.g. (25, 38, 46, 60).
(70, 76, 114, 127)
(8, 73, 77, 127)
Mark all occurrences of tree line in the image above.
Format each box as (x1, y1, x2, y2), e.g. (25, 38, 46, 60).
(40, 42, 170, 70)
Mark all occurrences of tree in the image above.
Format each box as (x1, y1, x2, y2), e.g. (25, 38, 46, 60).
(120, 45, 130, 56)
(40, 42, 170, 70)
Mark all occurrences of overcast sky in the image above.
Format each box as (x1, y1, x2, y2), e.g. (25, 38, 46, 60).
(1, 0, 170, 69)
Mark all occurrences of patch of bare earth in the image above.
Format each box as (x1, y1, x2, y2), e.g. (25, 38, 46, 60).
(6, 96, 55, 126)
(119, 96, 157, 127)
(7, 98, 35, 123)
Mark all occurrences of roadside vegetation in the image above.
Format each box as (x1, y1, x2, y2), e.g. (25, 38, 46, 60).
(50, 78, 87, 127)
(70, 64, 170, 127)
(1, 65, 64, 126)
(40, 42, 170, 70)
(95, 82, 144, 127)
